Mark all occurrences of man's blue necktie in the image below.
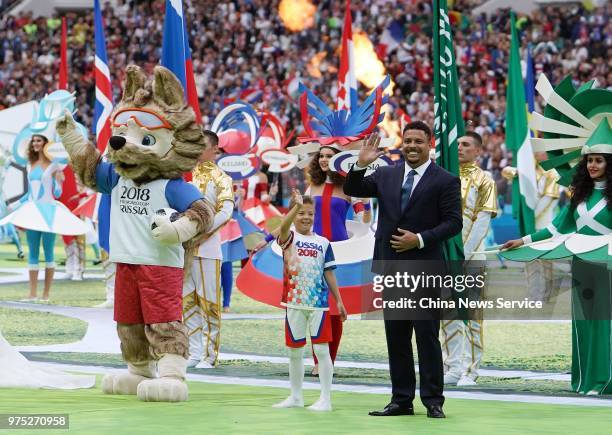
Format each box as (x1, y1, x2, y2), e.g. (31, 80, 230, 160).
(401, 169, 417, 211)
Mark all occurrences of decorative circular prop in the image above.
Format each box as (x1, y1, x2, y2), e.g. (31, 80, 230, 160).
(328, 150, 393, 177)
(43, 141, 69, 165)
(260, 149, 298, 173)
(216, 153, 261, 180)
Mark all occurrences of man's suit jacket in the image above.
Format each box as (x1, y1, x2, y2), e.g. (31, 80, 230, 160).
(344, 162, 462, 262)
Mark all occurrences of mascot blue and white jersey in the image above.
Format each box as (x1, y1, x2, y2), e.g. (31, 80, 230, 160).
(96, 161, 202, 268)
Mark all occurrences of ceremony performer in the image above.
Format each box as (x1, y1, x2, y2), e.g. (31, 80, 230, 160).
(503, 122, 612, 395)
(442, 131, 497, 386)
(272, 189, 346, 412)
(344, 123, 462, 419)
(0, 204, 24, 260)
(184, 130, 234, 368)
(502, 152, 560, 301)
(306, 144, 371, 375)
(502, 75, 612, 395)
(0, 134, 86, 302)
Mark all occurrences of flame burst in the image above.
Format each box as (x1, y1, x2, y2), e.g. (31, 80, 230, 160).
(278, 0, 316, 32)
(307, 52, 327, 79)
(353, 31, 392, 91)
(352, 32, 398, 146)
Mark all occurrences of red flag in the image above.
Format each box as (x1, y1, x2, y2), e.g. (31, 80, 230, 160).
(59, 17, 67, 90)
(57, 16, 78, 244)
(336, 0, 357, 111)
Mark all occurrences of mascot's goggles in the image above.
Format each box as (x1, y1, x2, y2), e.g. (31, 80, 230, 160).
(112, 108, 172, 130)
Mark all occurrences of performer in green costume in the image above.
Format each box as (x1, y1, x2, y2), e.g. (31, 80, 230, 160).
(502, 74, 612, 395)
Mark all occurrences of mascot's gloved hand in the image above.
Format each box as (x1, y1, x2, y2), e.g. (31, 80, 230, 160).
(151, 216, 199, 245)
(56, 109, 87, 155)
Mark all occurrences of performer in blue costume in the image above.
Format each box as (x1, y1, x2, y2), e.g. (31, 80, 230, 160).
(0, 134, 86, 301)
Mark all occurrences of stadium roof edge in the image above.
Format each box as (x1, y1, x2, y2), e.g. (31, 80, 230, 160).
(7, 0, 120, 16)
(472, 0, 606, 17)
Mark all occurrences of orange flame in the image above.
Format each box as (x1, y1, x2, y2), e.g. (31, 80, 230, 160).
(278, 0, 316, 32)
(307, 52, 327, 79)
(353, 31, 392, 92)
(352, 32, 398, 146)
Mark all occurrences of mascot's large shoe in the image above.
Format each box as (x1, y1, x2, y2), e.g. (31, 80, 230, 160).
(102, 361, 157, 395)
(136, 354, 188, 402)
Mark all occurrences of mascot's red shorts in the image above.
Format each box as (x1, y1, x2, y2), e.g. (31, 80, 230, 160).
(114, 263, 183, 324)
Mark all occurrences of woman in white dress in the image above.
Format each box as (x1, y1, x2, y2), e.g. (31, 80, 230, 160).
(0, 135, 87, 301)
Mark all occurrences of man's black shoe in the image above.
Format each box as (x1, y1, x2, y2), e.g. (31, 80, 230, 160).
(369, 403, 414, 416)
(426, 405, 446, 418)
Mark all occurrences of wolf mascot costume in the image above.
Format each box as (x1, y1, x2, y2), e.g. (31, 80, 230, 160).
(56, 65, 214, 402)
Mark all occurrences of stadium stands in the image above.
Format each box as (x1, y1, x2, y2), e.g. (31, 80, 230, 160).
(0, 0, 609, 188)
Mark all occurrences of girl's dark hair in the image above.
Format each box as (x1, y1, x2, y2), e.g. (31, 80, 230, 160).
(27, 134, 49, 164)
(570, 154, 612, 210)
(308, 146, 344, 186)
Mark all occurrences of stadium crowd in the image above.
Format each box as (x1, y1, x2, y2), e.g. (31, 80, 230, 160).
(0, 0, 609, 193)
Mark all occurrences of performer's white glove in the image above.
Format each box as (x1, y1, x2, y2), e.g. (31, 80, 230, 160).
(151, 216, 199, 245)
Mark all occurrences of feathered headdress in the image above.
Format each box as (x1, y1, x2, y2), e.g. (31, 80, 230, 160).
(290, 76, 392, 167)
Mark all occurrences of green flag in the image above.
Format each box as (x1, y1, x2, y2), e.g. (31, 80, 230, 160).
(506, 12, 537, 236)
(433, 0, 464, 262)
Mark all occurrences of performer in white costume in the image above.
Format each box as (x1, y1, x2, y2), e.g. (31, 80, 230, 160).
(442, 132, 497, 386)
(502, 153, 561, 301)
(183, 131, 234, 368)
(0, 330, 94, 389)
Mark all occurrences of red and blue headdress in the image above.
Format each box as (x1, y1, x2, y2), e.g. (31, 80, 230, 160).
(291, 76, 392, 166)
(299, 75, 390, 145)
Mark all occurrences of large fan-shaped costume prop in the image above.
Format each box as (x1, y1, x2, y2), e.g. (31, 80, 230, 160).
(299, 76, 389, 144)
(501, 74, 612, 262)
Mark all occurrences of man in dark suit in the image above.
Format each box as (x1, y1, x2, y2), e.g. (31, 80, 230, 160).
(344, 121, 462, 419)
